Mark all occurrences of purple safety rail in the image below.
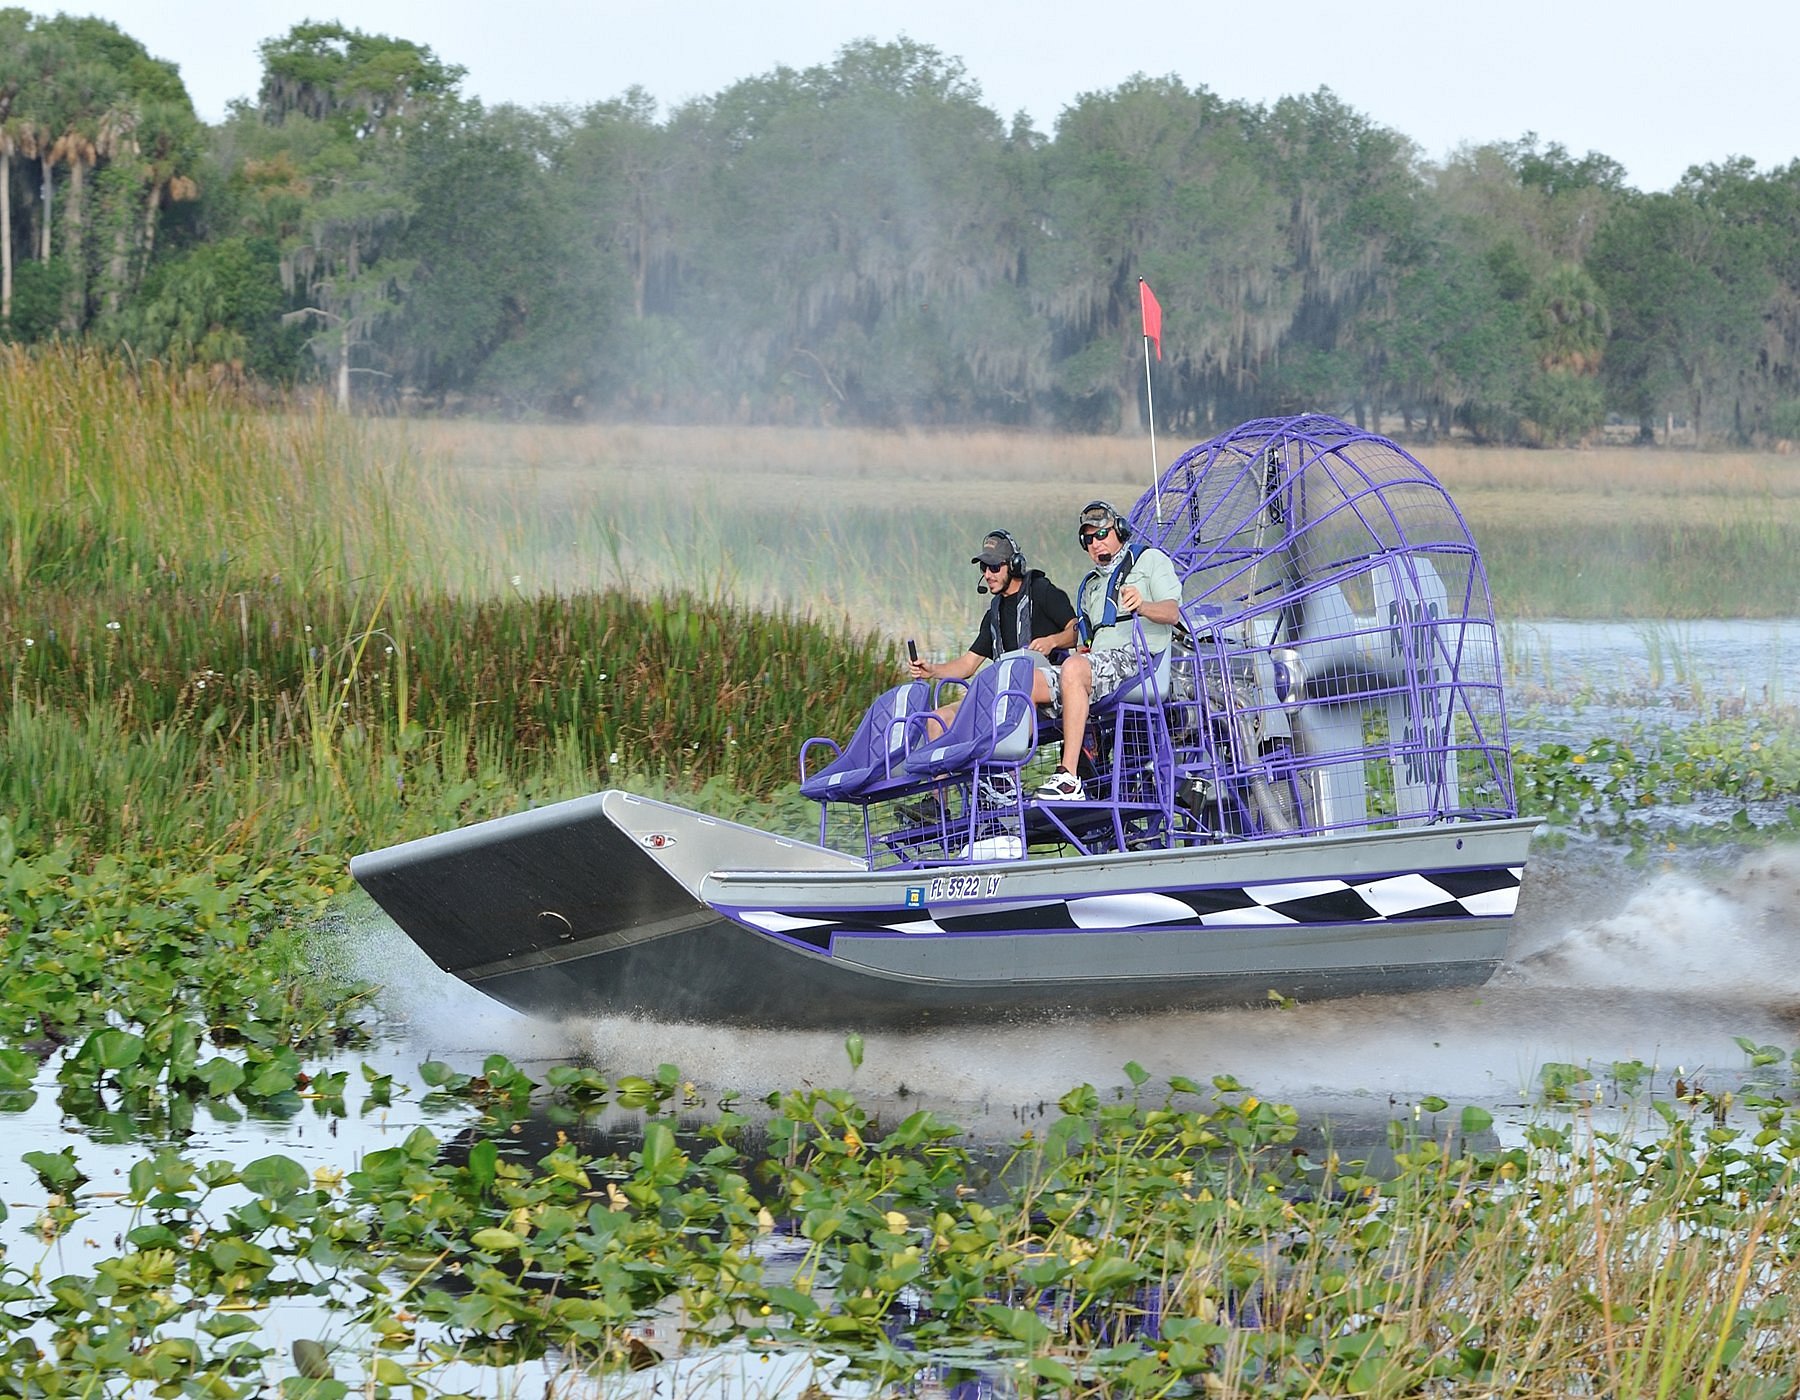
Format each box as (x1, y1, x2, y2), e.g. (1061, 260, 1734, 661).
(800, 414, 1515, 867)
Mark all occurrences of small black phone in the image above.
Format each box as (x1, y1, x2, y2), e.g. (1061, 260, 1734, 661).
(906, 639, 919, 664)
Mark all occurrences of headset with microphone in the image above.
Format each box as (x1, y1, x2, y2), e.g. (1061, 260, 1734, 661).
(972, 528, 1027, 594)
(1076, 501, 1133, 547)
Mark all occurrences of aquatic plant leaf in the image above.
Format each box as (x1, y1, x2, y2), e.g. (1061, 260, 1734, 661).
(1735, 1036, 1784, 1068)
(636, 1121, 683, 1184)
(199, 1314, 262, 1338)
(195, 1056, 246, 1097)
(76, 1028, 145, 1071)
(416, 1059, 466, 1090)
(280, 1367, 347, 1389)
(1043, 1114, 1092, 1162)
(479, 1053, 536, 1097)
(243, 1059, 302, 1099)
(1079, 1255, 1143, 1294)
(23, 1146, 85, 1191)
(240, 1154, 311, 1201)
(1460, 1105, 1495, 1134)
(544, 1064, 609, 1103)
(542, 1144, 593, 1189)
(978, 1303, 1052, 1345)
(876, 1108, 962, 1150)
(1058, 1083, 1099, 1115)
(0, 1048, 36, 1091)
(359, 1062, 395, 1106)
(465, 1137, 498, 1193)
(1537, 1062, 1591, 1103)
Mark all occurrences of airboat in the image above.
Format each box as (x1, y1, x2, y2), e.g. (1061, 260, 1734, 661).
(352, 414, 1535, 1029)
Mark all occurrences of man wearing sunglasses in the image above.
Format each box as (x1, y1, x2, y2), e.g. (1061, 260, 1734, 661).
(1035, 501, 1181, 801)
(907, 528, 1077, 746)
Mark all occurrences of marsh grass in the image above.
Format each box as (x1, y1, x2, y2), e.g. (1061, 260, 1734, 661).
(413, 420, 1800, 626)
(0, 346, 428, 598)
(2, 349, 900, 855)
(1480, 514, 1796, 618)
(4, 585, 893, 852)
(7, 347, 1798, 863)
(7, 348, 1798, 862)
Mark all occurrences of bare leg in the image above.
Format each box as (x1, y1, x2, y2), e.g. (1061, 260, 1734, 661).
(921, 698, 961, 743)
(1057, 655, 1092, 774)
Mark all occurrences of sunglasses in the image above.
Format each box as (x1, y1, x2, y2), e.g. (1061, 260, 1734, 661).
(1080, 524, 1114, 546)
(977, 560, 1008, 573)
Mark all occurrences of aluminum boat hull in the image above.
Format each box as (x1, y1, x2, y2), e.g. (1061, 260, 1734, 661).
(351, 790, 1536, 1029)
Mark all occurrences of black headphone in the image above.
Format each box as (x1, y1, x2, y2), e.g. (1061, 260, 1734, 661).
(1077, 501, 1133, 546)
(982, 528, 1026, 575)
(973, 528, 1026, 595)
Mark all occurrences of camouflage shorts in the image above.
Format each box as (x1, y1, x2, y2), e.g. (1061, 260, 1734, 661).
(1043, 646, 1143, 715)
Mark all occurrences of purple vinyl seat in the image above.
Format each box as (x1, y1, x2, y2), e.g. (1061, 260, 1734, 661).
(902, 652, 1039, 780)
(799, 680, 931, 802)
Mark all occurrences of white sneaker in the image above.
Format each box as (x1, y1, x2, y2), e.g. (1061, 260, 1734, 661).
(1035, 771, 1085, 801)
(977, 773, 1019, 807)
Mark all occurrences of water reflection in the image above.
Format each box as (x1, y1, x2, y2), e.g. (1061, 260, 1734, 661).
(1504, 617, 1800, 751)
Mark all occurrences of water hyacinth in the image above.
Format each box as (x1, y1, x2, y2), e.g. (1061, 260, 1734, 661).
(7, 1028, 1800, 1396)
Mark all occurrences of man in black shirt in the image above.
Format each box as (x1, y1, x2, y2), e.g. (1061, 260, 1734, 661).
(908, 528, 1077, 738)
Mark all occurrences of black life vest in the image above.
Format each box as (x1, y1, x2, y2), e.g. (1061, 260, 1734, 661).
(979, 571, 1039, 656)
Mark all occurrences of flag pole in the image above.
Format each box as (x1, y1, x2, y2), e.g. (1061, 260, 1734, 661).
(1138, 277, 1163, 522)
(1142, 331, 1163, 522)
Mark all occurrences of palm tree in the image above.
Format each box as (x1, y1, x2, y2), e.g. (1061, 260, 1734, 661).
(1534, 262, 1609, 374)
(0, 9, 26, 329)
(48, 61, 122, 332)
(130, 99, 201, 284)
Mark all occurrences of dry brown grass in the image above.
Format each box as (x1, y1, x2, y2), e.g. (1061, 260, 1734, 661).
(406, 420, 1800, 523)
(1426, 444, 1800, 532)
(388, 422, 1800, 625)
(403, 420, 1162, 511)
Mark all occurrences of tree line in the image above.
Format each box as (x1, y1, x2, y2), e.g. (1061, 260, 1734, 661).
(4, 9, 1799, 445)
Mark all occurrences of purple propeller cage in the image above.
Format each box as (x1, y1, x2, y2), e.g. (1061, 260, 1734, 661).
(801, 414, 1515, 867)
(1139, 414, 1515, 843)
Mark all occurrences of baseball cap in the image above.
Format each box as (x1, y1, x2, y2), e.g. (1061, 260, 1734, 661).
(971, 533, 1013, 567)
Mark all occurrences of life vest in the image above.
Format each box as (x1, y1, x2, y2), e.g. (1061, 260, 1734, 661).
(1075, 544, 1140, 647)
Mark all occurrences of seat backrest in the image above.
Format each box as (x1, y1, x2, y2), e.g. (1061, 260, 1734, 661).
(876, 679, 932, 761)
(800, 680, 929, 796)
(986, 652, 1041, 762)
(903, 653, 1038, 776)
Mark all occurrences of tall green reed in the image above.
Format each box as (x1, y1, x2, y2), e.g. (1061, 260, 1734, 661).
(5, 587, 895, 853)
(1480, 515, 1797, 618)
(3, 347, 393, 596)
(2, 348, 899, 863)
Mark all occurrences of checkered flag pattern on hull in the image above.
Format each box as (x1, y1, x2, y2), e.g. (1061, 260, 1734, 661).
(731, 865, 1524, 946)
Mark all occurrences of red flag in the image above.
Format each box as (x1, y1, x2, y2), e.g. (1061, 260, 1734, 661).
(1139, 277, 1162, 360)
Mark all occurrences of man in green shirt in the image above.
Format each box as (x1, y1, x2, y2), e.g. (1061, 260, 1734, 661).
(1035, 501, 1181, 801)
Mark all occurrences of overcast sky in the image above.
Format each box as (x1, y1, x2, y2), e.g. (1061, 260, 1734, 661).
(61, 0, 1798, 193)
